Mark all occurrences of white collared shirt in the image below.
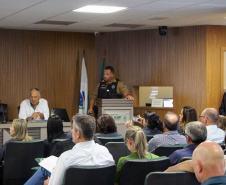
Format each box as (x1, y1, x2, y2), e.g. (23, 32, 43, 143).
(19, 98, 49, 120)
(49, 140, 114, 185)
(206, 125, 225, 143)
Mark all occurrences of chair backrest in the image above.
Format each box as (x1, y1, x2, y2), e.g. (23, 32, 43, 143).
(178, 156, 192, 163)
(3, 140, 44, 185)
(44, 138, 69, 157)
(63, 163, 116, 185)
(145, 172, 201, 185)
(97, 136, 124, 146)
(119, 157, 170, 185)
(105, 142, 131, 164)
(154, 144, 187, 156)
(146, 135, 154, 142)
(50, 139, 74, 157)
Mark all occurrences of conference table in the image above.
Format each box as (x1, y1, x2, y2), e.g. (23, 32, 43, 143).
(0, 121, 71, 148)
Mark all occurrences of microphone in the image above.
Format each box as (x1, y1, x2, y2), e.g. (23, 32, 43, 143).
(0, 100, 6, 124)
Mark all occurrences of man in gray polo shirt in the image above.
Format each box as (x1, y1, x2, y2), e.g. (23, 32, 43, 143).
(148, 112, 186, 153)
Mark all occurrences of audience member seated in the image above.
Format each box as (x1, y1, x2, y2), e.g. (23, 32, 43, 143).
(166, 141, 226, 185)
(44, 115, 67, 157)
(177, 106, 197, 134)
(51, 119, 101, 157)
(169, 121, 207, 166)
(125, 111, 163, 135)
(218, 115, 226, 132)
(200, 108, 225, 143)
(19, 88, 49, 121)
(24, 114, 114, 185)
(0, 119, 32, 163)
(115, 126, 159, 185)
(148, 112, 187, 153)
(95, 114, 122, 137)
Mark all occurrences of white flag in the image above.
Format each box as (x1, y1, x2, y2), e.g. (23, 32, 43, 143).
(79, 58, 88, 114)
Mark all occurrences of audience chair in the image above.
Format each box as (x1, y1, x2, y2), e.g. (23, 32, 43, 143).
(146, 135, 154, 142)
(178, 156, 192, 163)
(51, 138, 69, 152)
(44, 138, 69, 157)
(154, 144, 187, 157)
(3, 140, 44, 185)
(105, 142, 131, 164)
(50, 139, 74, 157)
(52, 138, 69, 147)
(145, 172, 200, 185)
(119, 157, 170, 185)
(63, 163, 116, 185)
(97, 136, 124, 146)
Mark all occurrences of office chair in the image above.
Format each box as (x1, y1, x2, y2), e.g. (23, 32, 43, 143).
(154, 144, 187, 157)
(63, 163, 116, 185)
(105, 142, 131, 164)
(119, 157, 170, 185)
(3, 140, 44, 185)
(145, 171, 200, 185)
(97, 136, 124, 146)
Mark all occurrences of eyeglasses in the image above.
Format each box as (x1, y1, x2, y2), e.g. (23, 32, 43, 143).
(199, 115, 209, 120)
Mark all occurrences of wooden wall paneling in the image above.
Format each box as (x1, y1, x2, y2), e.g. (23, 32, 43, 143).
(95, 26, 207, 119)
(206, 26, 226, 110)
(0, 29, 95, 120)
(220, 47, 226, 97)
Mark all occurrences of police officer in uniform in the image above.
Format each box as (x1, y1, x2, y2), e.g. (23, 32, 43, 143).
(88, 66, 134, 115)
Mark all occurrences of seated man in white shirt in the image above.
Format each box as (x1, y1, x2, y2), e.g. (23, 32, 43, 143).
(19, 88, 49, 121)
(24, 114, 114, 185)
(199, 108, 225, 143)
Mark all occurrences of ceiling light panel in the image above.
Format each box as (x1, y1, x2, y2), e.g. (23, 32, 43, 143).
(73, 5, 127, 13)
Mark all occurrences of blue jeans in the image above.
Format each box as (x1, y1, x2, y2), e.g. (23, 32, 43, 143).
(24, 167, 51, 185)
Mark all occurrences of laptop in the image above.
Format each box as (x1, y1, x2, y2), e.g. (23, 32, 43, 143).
(53, 108, 70, 122)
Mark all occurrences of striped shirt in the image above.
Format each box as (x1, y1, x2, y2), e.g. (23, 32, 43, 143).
(148, 131, 186, 153)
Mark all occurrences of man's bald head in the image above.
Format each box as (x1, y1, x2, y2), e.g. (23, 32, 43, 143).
(192, 141, 225, 183)
(201, 108, 219, 125)
(163, 112, 179, 131)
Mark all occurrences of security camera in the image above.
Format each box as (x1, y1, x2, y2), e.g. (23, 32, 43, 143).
(94, 32, 99, 37)
(159, 26, 167, 36)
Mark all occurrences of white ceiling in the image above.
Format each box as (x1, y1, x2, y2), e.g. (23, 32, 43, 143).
(0, 0, 225, 33)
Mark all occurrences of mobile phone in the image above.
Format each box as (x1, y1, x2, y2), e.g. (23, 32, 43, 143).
(132, 116, 138, 122)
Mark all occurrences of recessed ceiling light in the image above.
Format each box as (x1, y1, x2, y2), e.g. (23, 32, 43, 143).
(73, 5, 127, 13)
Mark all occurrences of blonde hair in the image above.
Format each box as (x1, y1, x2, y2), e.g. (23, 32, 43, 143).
(125, 126, 148, 159)
(11, 119, 32, 141)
